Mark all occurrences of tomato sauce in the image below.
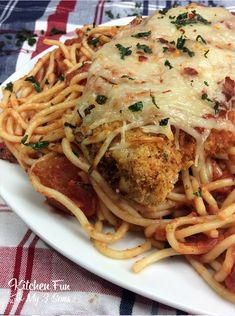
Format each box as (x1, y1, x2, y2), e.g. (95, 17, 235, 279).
(225, 264, 235, 293)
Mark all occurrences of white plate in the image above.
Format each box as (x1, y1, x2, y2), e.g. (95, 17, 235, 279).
(0, 18, 235, 316)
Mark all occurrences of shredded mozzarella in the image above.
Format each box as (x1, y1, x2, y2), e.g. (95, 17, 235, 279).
(77, 4, 235, 158)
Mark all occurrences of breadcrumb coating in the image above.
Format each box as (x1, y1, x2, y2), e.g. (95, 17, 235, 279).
(97, 122, 234, 207)
(110, 135, 182, 206)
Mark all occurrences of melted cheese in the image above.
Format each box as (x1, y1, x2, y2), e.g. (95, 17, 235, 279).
(77, 4, 235, 156)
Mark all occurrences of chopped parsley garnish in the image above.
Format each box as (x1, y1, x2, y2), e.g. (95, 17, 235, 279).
(121, 75, 135, 80)
(195, 11, 211, 25)
(15, 29, 37, 47)
(131, 31, 151, 38)
(201, 93, 212, 102)
(88, 37, 100, 47)
(115, 43, 132, 60)
(163, 46, 169, 53)
(204, 81, 209, 86)
(49, 27, 65, 36)
(5, 82, 13, 92)
(28, 37, 36, 46)
(182, 47, 195, 57)
(196, 34, 207, 44)
(58, 74, 64, 81)
(176, 36, 195, 57)
(214, 102, 220, 115)
(193, 187, 202, 197)
(128, 101, 143, 112)
(26, 140, 49, 150)
(21, 134, 49, 150)
(159, 8, 169, 15)
(171, 11, 211, 29)
(204, 49, 209, 58)
(202, 93, 219, 114)
(150, 93, 159, 109)
(176, 12, 188, 20)
(21, 134, 28, 144)
(136, 43, 152, 54)
(176, 35, 186, 49)
(159, 117, 169, 126)
(96, 95, 108, 105)
(64, 122, 76, 128)
(170, 12, 188, 28)
(164, 59, 173, 69)
(25, 76, 41, 93)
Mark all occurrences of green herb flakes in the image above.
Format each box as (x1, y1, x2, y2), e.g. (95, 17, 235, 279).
(171, 11, 211, 29)
(131, 31, 151, 38)
(25, 76, 41, 93)
(121, 75, 135, 80)
(115, 43, 132, 60)
(163, 46, 169, 53)
(15, 29, 37, 47)
(64, 122, 76, 128)
(49, 27, 65, 36)
(214, 102, 220, 115)
(150, 93, 159, 109)
(136, 43, 152, 54)
(21, 134, 28, 144)
(5, 82, 13, 92)
(204, 49, 209, 58)
(176, 36, 195, 57)
(96, 95, 108, 105)
(176, 36, 186, 49)
(193, 187, 202, 197)
(21, 134, 49, 150)
(58, 74, 65, 81)
(27, 140, 49, 150)
(201, 93, 212, 102)
(88, 37, 100, 47)
(196, 34, 207, 44)
(164, 59, 173, 69)
(159, 118, 169, 126)
(128, 101, 143, 112)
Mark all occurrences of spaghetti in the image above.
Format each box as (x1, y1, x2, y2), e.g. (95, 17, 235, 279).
(1, 3, 235, 303)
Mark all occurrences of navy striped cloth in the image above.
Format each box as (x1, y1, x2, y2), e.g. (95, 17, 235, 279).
(0, 1, 234, 315)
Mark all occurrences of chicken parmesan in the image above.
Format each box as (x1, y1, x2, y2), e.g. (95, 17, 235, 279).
(1, 3, 235, 303)
(76, 4, 235, 207)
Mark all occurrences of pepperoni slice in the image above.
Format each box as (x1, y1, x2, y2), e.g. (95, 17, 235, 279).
(32, 155, 96, 217)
